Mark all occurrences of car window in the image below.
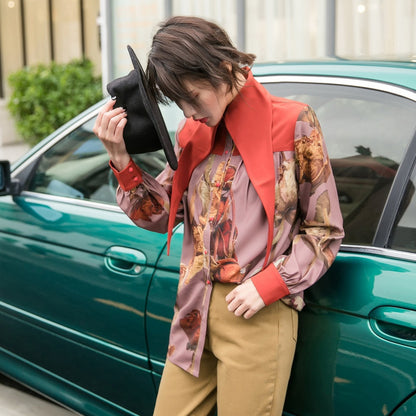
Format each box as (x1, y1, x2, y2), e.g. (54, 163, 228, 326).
(390, 165, 416, 253)
(265, 82, 416, 246)
(27, 116, 169, 204)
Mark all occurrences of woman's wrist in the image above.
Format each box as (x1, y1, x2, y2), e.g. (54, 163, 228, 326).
(110, 153, 131, 172)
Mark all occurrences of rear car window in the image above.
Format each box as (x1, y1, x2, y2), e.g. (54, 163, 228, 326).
(265, 81, 416, 247)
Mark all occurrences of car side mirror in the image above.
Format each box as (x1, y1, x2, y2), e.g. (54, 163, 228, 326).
(0, 160, 21, 196)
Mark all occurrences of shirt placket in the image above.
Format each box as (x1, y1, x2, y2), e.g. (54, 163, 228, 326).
(202, 136, 235, 286)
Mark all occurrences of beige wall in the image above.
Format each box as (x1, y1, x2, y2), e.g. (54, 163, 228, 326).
(0, 0, 25, 98)
(52, 0, 83, 63)
(0, 0, 101, 99)
(109, 0, 165, 78)
(83, 0, 102, 76)
(336, 0, 416, 60)
(245, 0, 328, 61)
(24, 0, 51, 66)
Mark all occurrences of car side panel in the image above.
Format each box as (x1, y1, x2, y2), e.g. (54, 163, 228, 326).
(0, 314, 155, 416)
(0, 193, 166, 415)
(284, 251, 416, 416)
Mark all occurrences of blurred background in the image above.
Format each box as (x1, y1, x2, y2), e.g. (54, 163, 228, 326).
(1, 0, 415, 153)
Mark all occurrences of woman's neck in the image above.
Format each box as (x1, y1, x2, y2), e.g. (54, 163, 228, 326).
(227, 71, 247, 106)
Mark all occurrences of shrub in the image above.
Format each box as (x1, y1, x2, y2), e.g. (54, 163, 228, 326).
(8, 59, 103, 146)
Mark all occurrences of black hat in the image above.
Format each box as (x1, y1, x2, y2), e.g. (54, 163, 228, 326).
(106, 45, 178, 170)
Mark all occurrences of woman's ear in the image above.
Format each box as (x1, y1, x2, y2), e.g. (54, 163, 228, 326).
(221, 61, 233, 73)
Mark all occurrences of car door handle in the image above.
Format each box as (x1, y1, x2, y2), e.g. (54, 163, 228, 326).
(104, 246, 147, 276)
(369, 306, 416, 347)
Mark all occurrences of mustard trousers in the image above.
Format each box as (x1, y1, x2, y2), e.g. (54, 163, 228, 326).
(153, 282, 298, 416)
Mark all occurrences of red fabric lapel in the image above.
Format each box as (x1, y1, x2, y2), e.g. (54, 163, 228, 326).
(167, 71, 275, 268)
(167, 122, 217, 254)
(224, 73, 275, 268)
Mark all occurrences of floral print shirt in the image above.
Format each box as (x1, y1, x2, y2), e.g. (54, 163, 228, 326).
(111, 73, 344, 376)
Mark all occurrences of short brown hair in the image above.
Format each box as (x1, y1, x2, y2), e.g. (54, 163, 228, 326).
(146, 16, 256, 105)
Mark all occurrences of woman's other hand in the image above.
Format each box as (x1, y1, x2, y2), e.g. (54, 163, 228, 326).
(93, 99, 130, 171)
(225, 279, 266, 319)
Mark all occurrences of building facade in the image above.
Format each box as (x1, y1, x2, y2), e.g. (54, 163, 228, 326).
(104, 0, 416, 83)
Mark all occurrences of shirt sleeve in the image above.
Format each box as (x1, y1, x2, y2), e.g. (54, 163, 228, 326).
(252, 106, 344, 305)
(110, 138, 184, 234)
(110, 158, 143, 191)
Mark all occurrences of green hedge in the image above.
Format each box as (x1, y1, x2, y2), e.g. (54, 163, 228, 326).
(8, 59, 103, 146)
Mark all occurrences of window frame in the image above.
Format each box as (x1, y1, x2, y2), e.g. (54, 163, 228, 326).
(385, 134, 416, 251)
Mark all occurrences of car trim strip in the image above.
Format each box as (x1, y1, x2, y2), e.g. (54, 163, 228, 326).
(17, 190, 123, 212)
(341, 244, 416, 262)
(256, 75, 416, 102)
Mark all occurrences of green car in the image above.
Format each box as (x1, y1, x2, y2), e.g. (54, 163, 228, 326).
(1, 60, 416, 416)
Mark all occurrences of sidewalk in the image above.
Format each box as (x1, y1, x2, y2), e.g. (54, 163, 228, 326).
(0, 384, 74, 416)
(0, 143, 30, 163)
(0, 375, 74, 416)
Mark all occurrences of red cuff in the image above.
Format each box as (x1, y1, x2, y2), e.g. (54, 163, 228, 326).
(109, 159, 143, 191)
(251, 263, 290, 305)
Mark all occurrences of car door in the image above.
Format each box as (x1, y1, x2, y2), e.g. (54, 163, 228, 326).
(0, 106, 172, 416)
(261, 78, 416, 416)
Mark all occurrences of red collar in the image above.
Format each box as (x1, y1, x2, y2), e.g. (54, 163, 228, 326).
(167, 71, 275, 268)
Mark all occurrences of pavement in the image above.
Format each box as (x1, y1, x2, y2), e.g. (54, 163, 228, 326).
(0, 374, 74, 416)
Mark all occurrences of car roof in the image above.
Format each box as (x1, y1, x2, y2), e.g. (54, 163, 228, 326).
(252, 60, 416, 91)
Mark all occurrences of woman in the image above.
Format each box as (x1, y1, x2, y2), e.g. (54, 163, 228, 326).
(94, 16, 344, 416)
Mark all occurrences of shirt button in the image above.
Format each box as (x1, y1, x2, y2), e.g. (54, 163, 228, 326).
(133, 176, 139, 182)
(128, 167, 134, 173)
